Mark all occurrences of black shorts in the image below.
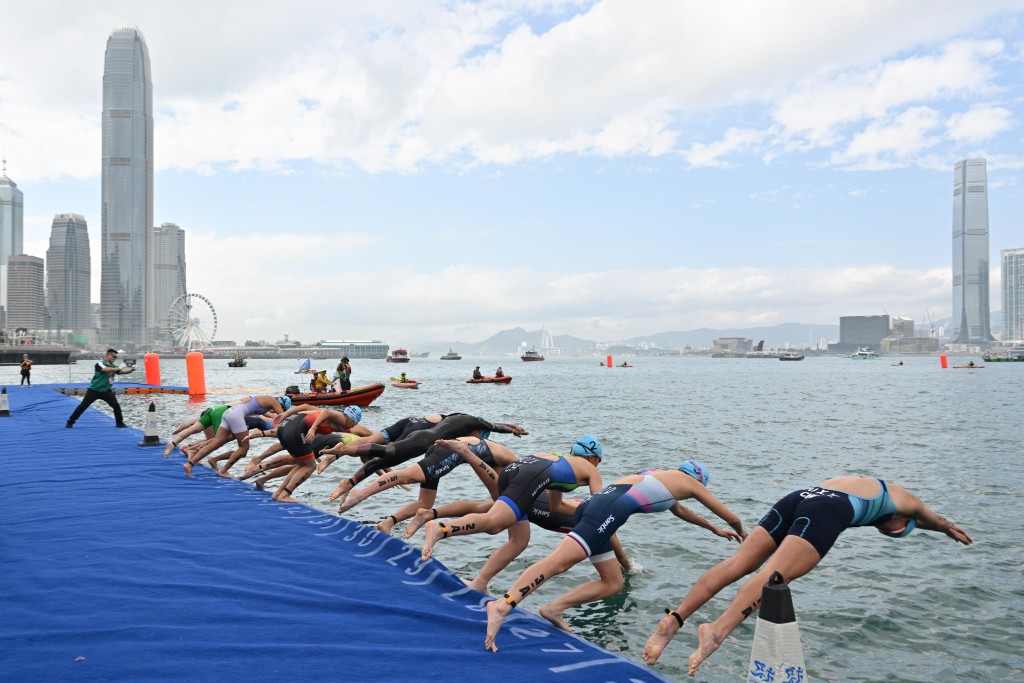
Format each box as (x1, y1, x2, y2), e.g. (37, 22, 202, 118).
(277, 414, 313, 459)
(756, 488, 855, 559)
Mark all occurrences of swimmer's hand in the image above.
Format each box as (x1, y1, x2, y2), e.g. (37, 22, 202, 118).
(713, 527, 744, 543)
(623, 562, 643, 577)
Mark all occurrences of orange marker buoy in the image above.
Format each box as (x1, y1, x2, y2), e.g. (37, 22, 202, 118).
(940, 354, 948, 369)
(144, 353, 161, 386)
(606, 355, 613, 368)
(186, 351, 206, 395)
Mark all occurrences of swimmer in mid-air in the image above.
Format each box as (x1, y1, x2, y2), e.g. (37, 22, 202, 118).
(641, 475, 973, 675)
(483, 461, 745, 652)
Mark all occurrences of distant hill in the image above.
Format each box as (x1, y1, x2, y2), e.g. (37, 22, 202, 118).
(404, 322, 842, 355)
(396, 310, 1006, 356)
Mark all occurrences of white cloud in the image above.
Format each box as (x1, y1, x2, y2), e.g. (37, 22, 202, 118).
(829, 106, 944, 170)
(2, 1, 1021, 179)
(178, 229, 953, 341)
(946, 105, 1014, 142)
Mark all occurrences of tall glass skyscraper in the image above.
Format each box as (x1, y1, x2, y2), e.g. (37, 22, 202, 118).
(951, 158, 994, 344)
(46, 213, 92, 331)
(1003, 247, 1024, 344)
(0, 160, 24, 319)
(101, 26, 153, 347)
(153, 222, 186, 337)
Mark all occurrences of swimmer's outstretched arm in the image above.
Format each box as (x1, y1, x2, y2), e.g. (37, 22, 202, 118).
(485, 422, 529, 437)
(670, 503, 744, 542)
(901, 492, 973, 545)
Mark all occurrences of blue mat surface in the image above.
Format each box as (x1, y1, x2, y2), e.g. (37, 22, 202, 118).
(0, 385, 669, 682)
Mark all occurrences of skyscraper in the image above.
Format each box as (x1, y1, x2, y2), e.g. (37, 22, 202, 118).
(46, 213, 92, 331)
(153, 222, 186, 336)
(101, 26, 153, 347)
(7, 255, 45, 330)
(0, 158, 24, 318)
(1003, 247, 1024, 344)
(951, 158, 994, 344)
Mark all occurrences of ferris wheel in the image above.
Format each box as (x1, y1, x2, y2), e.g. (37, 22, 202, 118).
(167, 293, 218, 352)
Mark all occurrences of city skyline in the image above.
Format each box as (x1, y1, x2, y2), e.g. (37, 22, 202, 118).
(2, 2, 1023, 345)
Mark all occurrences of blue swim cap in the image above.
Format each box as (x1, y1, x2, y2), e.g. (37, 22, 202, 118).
(343, 405, 362, 424)
(278, 396, 292, 411)
(679, 460, 709, 486)
(880, 516, 917, 538)
(570, 435, 603, 458)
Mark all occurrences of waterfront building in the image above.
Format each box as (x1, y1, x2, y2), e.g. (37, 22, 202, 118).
(46, 214, 92, 331)
(828, 315, 890, 353)
(317, 340, 390, 359)
(153, 222, 186, 336)
(0, 159, 24, 315)
(100, 26, 154, 347)
(7, 255, 45, 330)
(951, 158, 994, 344)
(1003, 247, 1024, 344)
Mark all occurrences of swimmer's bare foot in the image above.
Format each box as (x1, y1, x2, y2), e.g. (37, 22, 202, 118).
(254, 478, 266, 491)
(465, 577, 490, 595)
(404, 508, 434, 539)
(163, 440, 177, 458)
(688, 623, 723, 676)
(540, 604, 572, 633)
(642, 613, 681, 666)
(421, 521, 447, 562)
(484, 599, 512, 652)
(329, 478, 353, 504)
(183, 461, 193, 478)
(276, 495, 300, 503)
(376, 517, 396, 534)
(316, 454, 337, 474)
(339, 486, 371, 512)
(217, 469, 233, 478)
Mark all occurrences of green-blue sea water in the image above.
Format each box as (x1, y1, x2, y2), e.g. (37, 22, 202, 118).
(29, 355, 1024, 682)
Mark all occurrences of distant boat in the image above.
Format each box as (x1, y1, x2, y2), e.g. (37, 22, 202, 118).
(521, 347, 545, 362)
(983, 346, 1024, 362)
(851, 348, 878, 360)
(467, 375, 512, 384)
(408, 351, 429, 358)
(778, 352, 805, 361)
(440, 347, 462, 360)
(228, 355, 247, 367)
(386, 349, 410, 363)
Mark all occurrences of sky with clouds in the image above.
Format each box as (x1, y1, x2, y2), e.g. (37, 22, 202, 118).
(2, 0, 1022, 345)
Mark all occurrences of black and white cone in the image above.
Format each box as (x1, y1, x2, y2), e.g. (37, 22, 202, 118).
(746, 571, 806, 683)
(0, 387, 10, 417)
(137, 402, 164, 446)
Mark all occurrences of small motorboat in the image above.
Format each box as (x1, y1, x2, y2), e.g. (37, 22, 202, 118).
(521, 347, 545, 362)
(778, 352, 805, 361)
(386, 349, 410, 363)
(390, 377, 419, 389)
(228, 355, 247, 367)
(284, 382, 386, 407)
(466, 375, 512, 384)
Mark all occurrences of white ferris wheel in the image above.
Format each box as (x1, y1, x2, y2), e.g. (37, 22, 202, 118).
(167, 293, 218, 352)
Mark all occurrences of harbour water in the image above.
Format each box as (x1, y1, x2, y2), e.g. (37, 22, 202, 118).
(24, 355, 1024, 682)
